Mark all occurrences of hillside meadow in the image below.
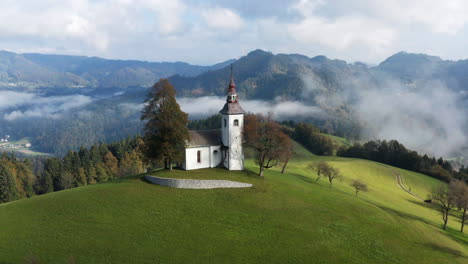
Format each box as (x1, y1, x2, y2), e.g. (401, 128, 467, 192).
(0, 144, 467, 263)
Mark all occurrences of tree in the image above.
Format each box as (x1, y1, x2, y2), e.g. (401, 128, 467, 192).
(141, 79, 189, 170)
(0, 163, 18, 203)
(244, 113, 291, 177)
(324, 166, 342, 189)
(291, 122, 334, 155)
(451, 180, 468, 232)
(308, 161, 329, 182)
(103, 152, 119, 177)
(351, 179, 368, 197)
(279, 135, 293, 174)
(431, 183, 456, 230)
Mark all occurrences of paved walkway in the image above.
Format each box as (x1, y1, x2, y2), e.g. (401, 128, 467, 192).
(145, 175, 253, 189)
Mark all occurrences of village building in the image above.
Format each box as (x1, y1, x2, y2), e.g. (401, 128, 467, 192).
(182, 71, 245, 171)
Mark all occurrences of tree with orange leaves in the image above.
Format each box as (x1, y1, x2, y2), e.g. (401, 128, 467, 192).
(244, 113, 292, 177)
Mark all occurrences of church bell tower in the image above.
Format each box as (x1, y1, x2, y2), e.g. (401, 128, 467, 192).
(219, 66, 245, 170)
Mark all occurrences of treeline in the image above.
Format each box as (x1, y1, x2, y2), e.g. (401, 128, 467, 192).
(337, 140, 467, 183)
(282, 121, 334, 155)
(0, 136, 147, 203)
(0, 154, 35, 203)
(188, 114, 222, 130)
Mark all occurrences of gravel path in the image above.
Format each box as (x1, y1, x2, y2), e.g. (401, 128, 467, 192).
(380, 165, 424, 201)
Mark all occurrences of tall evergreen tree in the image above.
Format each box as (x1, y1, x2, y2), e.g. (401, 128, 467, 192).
(0, 163, 18, 203)
(141, 79, 189, 170)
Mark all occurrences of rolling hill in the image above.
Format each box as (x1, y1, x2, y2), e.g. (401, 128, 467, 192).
(1, 143, 467, 263)
(0, 50, 234, 90)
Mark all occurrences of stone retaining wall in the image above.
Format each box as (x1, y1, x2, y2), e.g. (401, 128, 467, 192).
(145, 175, 253, 189)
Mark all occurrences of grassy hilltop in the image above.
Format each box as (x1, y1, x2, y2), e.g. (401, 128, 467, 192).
(0, 143, 467, 263)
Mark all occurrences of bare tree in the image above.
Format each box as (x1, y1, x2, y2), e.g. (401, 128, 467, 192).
(324, 166, 342, 189)
(451, 180, 468, 232)
(243, 113, 291, 177)
(279, 136, 293, 174)
(308, 161, 329, 182)
(431, 183, 456, 230)
(351, 179, 368, 197)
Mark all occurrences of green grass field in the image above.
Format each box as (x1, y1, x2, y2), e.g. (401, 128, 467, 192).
(0, 144, 467, 263)
(322, 133, 352, 148)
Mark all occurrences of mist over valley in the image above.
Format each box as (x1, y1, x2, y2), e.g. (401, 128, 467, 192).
(1, 50, 467, 161)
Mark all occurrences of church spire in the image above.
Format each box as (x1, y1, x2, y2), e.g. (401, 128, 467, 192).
(227, 64, 237, 103)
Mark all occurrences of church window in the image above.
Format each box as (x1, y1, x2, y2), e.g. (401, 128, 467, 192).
(197, 151, 201, 163)
(224, 119, 227, 127)
(213, 150, 218, 155)
(234, 119, 239, 126)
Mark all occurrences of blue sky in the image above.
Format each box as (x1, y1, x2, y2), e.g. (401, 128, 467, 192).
(1, 0, 467, 65)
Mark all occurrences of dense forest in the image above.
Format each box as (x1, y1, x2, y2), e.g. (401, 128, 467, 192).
(0, 136, 147, 203)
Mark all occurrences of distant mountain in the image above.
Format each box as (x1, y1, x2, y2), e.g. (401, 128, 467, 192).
(0, 50, 234, 90)
(2, 49, 468, 157)
(169, 49, 374, 101)
(170, 50, 468, 100)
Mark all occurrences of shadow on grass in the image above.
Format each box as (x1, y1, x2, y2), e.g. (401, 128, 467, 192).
(290, 173, 318, 185)
(406, 199, 438, 210)
(367, 201, 439, 228)
(421, 242, 468, 258)
(446, 228, 468, 247)
(407, 199, 463, 220)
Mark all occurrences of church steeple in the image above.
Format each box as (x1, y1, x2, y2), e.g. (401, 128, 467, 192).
(219, 65, 245, 115)
(227, 64, 238, 103)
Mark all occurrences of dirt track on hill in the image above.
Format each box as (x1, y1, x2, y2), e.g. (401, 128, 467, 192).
(381, 165, 424, 201)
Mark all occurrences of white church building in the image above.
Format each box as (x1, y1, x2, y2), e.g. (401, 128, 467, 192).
(182, 72, 245, 171)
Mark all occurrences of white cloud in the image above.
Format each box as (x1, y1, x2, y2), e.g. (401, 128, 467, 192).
(368, 0, 468, 35)
(288, 15, 396, 54)
(202, 7, 244, 30)
(0, 0, 467, 64)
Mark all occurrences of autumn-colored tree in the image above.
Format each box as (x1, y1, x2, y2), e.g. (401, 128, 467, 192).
(103, 151, 119, 177)
(141, 79, 189, 170)
(119, 150, 146, 177)
(351, 179, 368, 197)
(244, 113, 291, 177)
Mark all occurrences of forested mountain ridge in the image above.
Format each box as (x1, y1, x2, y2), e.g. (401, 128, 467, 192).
(0, 50, 234, 90)
(1, 49, 468, 158)
(170, 49, 378, 101)
(170, 49, 468, 100)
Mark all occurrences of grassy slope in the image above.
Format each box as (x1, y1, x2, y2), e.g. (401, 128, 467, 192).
(322, 133, 352, 148)
(0, 144, 467, 263)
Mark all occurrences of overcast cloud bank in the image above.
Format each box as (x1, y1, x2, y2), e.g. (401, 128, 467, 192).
(1, 0, 468, 64)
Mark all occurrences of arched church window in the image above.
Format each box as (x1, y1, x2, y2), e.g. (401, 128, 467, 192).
(234, 119, 239, 126)
(213, 150, 218, 156)
(224, 119, 227, 127)
(197, 151, 201, 163)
